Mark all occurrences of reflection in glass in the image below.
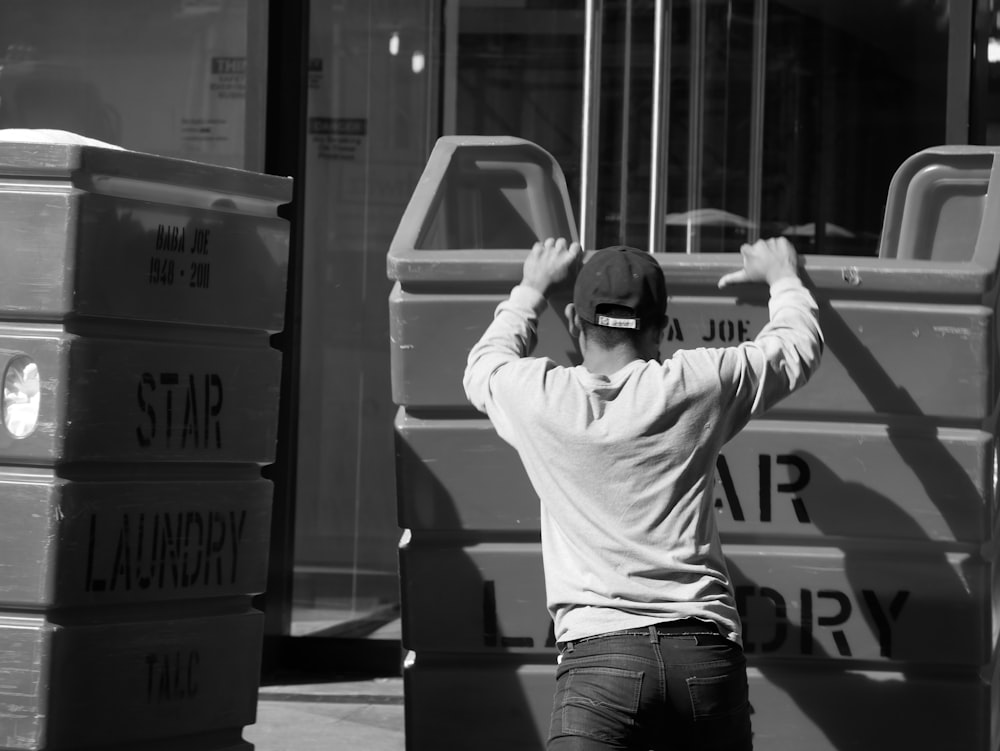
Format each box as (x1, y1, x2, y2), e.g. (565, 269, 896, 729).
(655, 0, 949, 255)
(453, 2, 586, 226)
(0, 0, 261, 169)
(452, 0, 951, 256)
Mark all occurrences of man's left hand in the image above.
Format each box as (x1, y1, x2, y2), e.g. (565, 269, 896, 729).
(522, 237, 583, 297)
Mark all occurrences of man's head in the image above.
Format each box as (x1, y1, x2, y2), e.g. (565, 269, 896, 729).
(566, 246, 667, 360)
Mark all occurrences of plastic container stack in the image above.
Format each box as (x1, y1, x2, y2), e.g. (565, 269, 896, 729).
(0, 138, 291, 751)
(389, 137, 1000, 750)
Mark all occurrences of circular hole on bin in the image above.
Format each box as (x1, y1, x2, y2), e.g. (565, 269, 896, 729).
(3, 356, 41, 439)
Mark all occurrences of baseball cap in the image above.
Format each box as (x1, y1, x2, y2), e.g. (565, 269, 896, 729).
(573, 246, 667, 330)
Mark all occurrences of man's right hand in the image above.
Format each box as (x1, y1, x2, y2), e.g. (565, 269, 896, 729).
(717, 236, 799, 289)
(522, 237, 583, 298)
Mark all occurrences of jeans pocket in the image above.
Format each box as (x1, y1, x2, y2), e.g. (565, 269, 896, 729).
(685, 663, 752, 749)
(554, 666, 644, 743)
(686, 670, 748, 720)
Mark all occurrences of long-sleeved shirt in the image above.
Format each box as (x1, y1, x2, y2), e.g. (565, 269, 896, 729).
(462, 276, 823, 645)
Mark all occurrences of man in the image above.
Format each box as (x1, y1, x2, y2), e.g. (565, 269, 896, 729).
(463, 236, 823, 750)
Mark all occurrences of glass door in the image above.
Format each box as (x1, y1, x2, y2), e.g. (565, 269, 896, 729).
(290, 0, 434, 641)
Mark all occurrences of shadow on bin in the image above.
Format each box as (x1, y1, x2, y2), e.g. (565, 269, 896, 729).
(390, 137, 580, 751)
(728, 435, 983, 747)
(398, 437, 552, 750)
(719, 155, 997, 748)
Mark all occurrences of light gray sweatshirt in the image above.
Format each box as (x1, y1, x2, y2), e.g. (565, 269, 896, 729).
(463, 276, 823, 645)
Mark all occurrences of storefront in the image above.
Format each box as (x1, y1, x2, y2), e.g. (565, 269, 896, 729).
(1, 0, 998, 674)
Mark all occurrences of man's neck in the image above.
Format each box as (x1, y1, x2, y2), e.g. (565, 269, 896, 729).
(581, 346, 643, 377)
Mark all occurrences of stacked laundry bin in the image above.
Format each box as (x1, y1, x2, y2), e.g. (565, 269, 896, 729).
(389, 137, 1000, 750)
(0, 139, 290, 750)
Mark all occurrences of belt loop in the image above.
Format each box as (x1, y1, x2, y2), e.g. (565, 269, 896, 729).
(648, 625, 658, 644)
(564, 640, 575, 654)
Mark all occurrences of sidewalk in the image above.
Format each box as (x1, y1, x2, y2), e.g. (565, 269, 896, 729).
(245, 605, 405, 750)
(246, 676, 405, 751)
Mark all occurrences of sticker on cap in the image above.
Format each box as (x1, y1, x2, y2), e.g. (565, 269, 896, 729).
(596, 315, 639, 329)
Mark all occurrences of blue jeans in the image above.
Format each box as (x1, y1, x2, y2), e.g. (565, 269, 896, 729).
(548, 620, 752, 750)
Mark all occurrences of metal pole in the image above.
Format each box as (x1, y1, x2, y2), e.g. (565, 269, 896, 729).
(686, 0, 706, 253)
(747, 0, 767, 242)
(261, 0, 310, 648)
(648, 0, 671, 254)
(945, 0, 973, 144)
(581, 0, 603, 249)
(442, 0, 460, 135)
(618, 0, 633, 244)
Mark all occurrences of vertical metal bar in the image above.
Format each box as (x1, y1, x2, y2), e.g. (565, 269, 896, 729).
(946, 0, 973, 143)
(969, 0, 991, 145)
(442, 0, 460, 135)
(648, 0, 671, 254)
(686, 0, 705, 253)
(581, 0, 602, 249)
(261, 0, 310, 646)
(425, 0, 443, 154)
(816, 7, 832, 250)
(618, 0, 633, 243)
(747, 0, 767, 242)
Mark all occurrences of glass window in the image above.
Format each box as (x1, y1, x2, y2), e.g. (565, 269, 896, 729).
(643, 0, 951, 255)
(0, 0, 265, 170)
(448, 1, 586, 220)
(449, 0, 954, 257)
